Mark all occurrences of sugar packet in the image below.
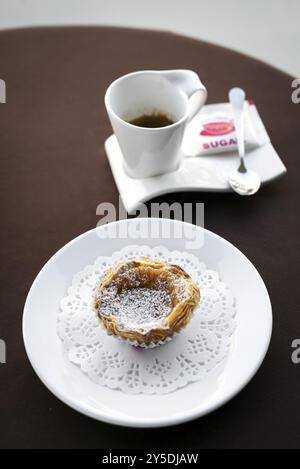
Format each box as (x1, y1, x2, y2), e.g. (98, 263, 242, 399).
(182, 100, 270, 156)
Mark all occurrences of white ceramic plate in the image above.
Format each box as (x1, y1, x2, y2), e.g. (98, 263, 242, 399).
(105, 135, 286, 213)
(23, 219, 272, 427)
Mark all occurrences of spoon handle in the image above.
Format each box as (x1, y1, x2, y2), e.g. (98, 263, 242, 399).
(229, 87, 245, 161)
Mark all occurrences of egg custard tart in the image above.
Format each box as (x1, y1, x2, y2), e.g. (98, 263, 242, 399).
(94, 258, 200, 346)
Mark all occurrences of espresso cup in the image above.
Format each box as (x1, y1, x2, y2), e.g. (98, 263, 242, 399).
(105, 69, 207, 178)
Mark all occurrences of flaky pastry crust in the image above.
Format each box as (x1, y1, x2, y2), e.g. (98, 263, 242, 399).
(94, 258, 200, 346)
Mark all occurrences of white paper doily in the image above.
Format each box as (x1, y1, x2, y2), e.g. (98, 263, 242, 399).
(57, 245, 236, 395)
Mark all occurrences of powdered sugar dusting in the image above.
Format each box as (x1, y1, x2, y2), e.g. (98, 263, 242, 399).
(98, 285, 172, 331)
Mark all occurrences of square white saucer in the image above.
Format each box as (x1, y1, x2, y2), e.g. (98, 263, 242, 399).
(105, 135, 286, 213)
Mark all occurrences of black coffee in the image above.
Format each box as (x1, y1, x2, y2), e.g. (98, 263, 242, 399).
(128, 111, 174, 128)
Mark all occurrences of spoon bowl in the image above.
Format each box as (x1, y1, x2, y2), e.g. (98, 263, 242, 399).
(229, 168, 261, 196)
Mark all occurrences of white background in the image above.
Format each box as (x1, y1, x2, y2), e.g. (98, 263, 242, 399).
(0, 0, 299, 77)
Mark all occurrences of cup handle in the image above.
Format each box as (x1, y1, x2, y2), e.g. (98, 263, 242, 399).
(161, 69, 207, 121)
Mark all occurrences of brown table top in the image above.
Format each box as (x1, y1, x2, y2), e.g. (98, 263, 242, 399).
(0, 26, 299, 449)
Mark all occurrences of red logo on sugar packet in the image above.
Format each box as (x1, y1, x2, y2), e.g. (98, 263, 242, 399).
(200, 118, 235, 136)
